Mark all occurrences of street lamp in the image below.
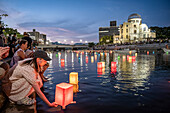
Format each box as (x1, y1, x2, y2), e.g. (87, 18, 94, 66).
(80, 39, 82, 42)
(64, 39, 66, 42)
(85, 41, 88, 43)
(71, 41, 74, 44)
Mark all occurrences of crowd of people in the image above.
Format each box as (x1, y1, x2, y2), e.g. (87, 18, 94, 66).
(0, 27, 58, 107)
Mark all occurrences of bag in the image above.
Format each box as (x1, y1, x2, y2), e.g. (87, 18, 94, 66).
(1, 64, 17, 96)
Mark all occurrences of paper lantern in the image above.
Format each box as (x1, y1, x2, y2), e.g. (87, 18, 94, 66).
(61, 62, 65, 67)
(101, 62, 105, 68)
(111, 62, 116, 68)
(135, 53, 137, 57)
(61, 59, 65, 63)
(123, 55, 126, 62)
(97, 62, 103, 69)
(72, 84, 79, 93)
(128, 56, 132, 63)
(147, 51, 149, 55)
(129, 51, 132, 55)
(69, 72, 78, 84)
(55, 83, 74, 109)
(97, 68, 105, 75)
(132, 56, 136, 62)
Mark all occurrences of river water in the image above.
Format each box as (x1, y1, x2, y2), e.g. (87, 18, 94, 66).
(35, 50, 170, 113)
(2, 50, 170, 113)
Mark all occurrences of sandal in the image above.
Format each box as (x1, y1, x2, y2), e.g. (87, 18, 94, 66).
(16, 97, 36, 105)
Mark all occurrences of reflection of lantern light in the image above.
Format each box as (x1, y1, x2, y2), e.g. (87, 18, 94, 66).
(97, 62, 103, 69)
(55, 83, 74, 109)
(56, 54, 58, 57)
(91, 56, 94, 63)
(69, 72, 78, 84)
(61, 59, 65, 63)
(123, 55, 126, 62)
(95, 55, 97, 61)
(129, 56, 132, 63)
(129, 51, 132, 55)
(127, 55, 129, 61)
(153, 51, 154, 54)
(132, 56, 136, 62)
(135, 53, 137, 57)
(86, 56, 88, 63)
(111, 62, 116, 68)
(147, 51, 149, 55)
(110, 51, 112, 54)
(97, 68, 105, 75)
(72, 84, 79, 93)
(100, 53, 103, 56)
(76, 53, 78, 57)
(105, 53, 107, 56)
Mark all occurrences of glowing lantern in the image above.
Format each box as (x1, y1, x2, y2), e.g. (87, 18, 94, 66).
(100, 53, 103, 56)
(97, 68, 105, 75)
(101, 62, 105, 68)
(129, 56, 132, 63)
(110, 51, 112, 54)
(69, 72, 78, 84)
(61, 62, 65, 67)
(76, 53, 78, 57)
(111, 62, 116, 69)
(153, 51, 155, 54)
(135, 53, 137, 57)
(97, 62, 103, 69)
(91, 56, 94, 63)
(105, 53, 107, 56)
(86, 56, 88, 63)
(129, 51, 132, 55)
(132, 56, 136, 62)
(55, 83, 74, 109)
(147, 51, 149, 55)
(61, 59, 65, 63)
(72, 84, 79, 93)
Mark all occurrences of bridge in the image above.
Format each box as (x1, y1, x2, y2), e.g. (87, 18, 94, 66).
(37, 44, 88, 50)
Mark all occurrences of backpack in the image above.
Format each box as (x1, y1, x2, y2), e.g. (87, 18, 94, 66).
(1, 64, 17, 96)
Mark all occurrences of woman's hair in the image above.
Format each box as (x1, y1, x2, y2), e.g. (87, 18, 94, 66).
(19, 39, 27, 46)
(21, 58, 39, 72)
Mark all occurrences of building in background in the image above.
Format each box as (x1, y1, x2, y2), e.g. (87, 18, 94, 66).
(99, 21, 119, 44)
(27, 29, 47, 45)
(99, 13, 156, 45)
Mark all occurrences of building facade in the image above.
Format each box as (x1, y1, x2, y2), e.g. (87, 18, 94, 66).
(99, 13, 156, 44)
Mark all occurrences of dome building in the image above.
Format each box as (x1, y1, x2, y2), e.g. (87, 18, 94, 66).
(114, 13, 156, 44)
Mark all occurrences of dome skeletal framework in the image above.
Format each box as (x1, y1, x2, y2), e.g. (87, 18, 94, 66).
(128, 13, 141, 20)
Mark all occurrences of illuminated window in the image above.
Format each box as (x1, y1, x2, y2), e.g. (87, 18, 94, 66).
(136, 20, 139, 23)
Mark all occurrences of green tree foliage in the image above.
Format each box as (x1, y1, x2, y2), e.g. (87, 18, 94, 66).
(88, 42, 95, 47)
(150, 26, 170, 39)
(99, 35, 113, 45)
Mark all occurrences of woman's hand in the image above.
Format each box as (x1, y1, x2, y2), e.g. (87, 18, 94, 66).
(49, 102, 58, 107)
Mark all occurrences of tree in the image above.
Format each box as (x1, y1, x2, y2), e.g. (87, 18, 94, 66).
(99, 35, 113, 45)
(88, 42, 95, 47)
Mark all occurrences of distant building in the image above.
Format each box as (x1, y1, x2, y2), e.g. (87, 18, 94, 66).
(99, 13, 156, 44)
(27, 29, 47, 45)
(99, 21, 119, 43)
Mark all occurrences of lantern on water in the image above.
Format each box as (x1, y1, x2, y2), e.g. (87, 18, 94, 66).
(129, 51, 132, 55)
(135, 53, 137, 57)
(55, 83, 74, 109)
(72, 84, 79, 93)
(128, 56, 132, 63)
(61, 62, 65, 67)
(132, 56, 136, 62)
(97, 62, 103, 69)
(97, 68, 105, 75)
(69, 72, 78, 84)
(111, 62, 116, 69)
(147, 51, 149, 55)
(101, 62, 105, 68)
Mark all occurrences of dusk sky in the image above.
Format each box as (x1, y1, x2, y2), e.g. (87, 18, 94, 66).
(0, 0, 170, 43)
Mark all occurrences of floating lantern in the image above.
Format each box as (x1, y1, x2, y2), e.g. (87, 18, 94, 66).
(72, 84, 79, 93)
(55, 83, 74, 109)
(132, 56, 136, 62)
(69, 72, 78, 84)
(95, 54, 97, 61)
(147, 51, 149, 55)
(128, 56, 132, 63)
(129, 51, 132, 55)
(135, 53, 137, 57)
(61, 59, 65, 63)
(97, 62, 103, 69)
(101, 62, 105, 68)
(111, 62, 116, 69)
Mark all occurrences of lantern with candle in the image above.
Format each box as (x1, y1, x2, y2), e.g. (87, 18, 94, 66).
(111, 62, 116, 69)
(97, 62, 103, 69)
(129, 51, 132, 55)
(55, 83, 75, 109)
(147, 51, 149, 55)
(132, 56, 136, 62)
(69, 72, 78, 84)
(72, 84, 79, 93)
